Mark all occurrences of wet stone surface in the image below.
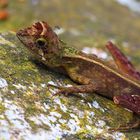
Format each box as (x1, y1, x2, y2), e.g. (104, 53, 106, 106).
(0, 32, 140, 140)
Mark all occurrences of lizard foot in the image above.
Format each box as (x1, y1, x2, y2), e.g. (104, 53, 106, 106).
(109, 117, 140, 132)
(47, 83, 71, 96)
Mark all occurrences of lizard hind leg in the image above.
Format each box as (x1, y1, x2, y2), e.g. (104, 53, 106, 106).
(110, 94, 140, 131)
(113, 94, 140, 116)
(106, 41, 140, 80)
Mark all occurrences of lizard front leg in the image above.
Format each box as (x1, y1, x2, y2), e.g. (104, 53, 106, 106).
(52, 66, 103, 95)
(52, 83, 100, 96)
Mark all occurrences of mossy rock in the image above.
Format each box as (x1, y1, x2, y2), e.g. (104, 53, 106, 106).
(0, 32, 139, 140)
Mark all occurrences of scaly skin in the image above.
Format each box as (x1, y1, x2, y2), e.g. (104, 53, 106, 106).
(16, 21, 140, 130)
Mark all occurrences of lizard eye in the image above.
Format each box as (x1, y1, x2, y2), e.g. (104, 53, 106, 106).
(36, 38, 47, 48)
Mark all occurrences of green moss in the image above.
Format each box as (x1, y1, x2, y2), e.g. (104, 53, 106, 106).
(0, 102, 5, 114)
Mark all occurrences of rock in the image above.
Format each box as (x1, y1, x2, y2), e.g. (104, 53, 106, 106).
(0, 32, 139, 140)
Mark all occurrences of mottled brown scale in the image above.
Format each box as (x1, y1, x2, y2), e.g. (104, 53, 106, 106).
(61, 55, 140, 99)
(17, 21, 140, 130)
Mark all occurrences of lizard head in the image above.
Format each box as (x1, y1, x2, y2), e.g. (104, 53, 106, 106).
(16, 21, 62, 66)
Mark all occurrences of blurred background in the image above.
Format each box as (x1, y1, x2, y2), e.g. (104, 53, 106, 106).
(1, 0, 140, 59)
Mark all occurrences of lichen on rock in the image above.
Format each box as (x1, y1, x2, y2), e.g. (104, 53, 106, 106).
(0, 32, 139, 140)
